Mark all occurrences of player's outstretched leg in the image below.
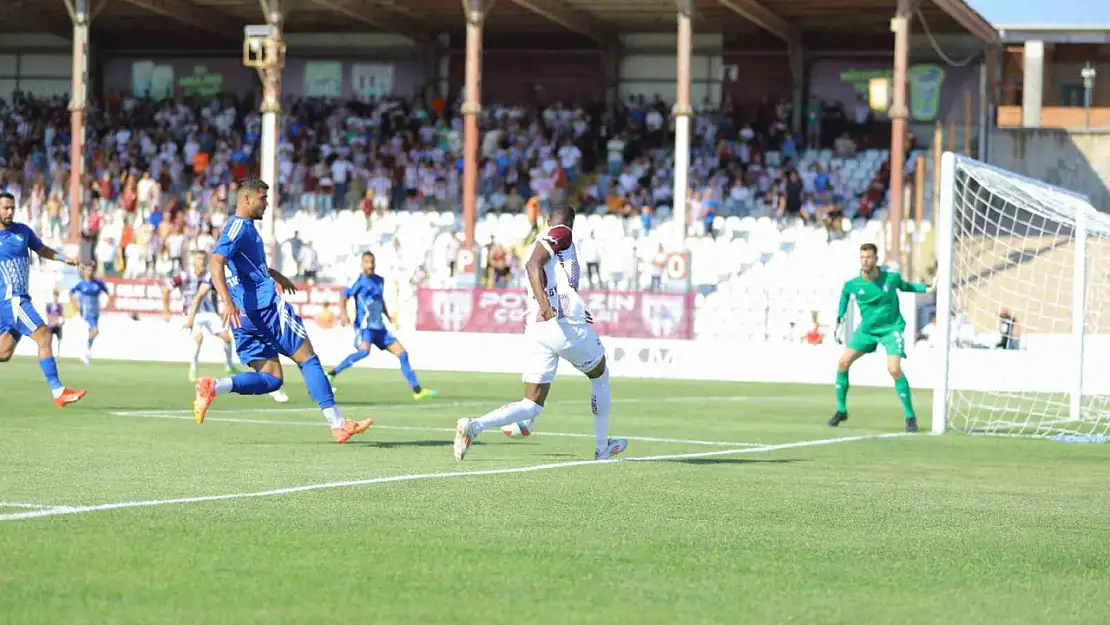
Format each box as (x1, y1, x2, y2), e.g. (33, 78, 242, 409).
(585, 359, 626, 460)
(830, 348, 862, 427)
(455, 385, 546, 461)
(194, 363, 284, 424)
(328, 343, 370, 390)
(293, 341, 372, 443)
(23, 325, 86, 408)
(386, 341, 438, 401)
(888, 356, 918, 432)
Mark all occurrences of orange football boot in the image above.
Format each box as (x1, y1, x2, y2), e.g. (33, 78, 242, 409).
(193, 377, 217, 424)
(54, 388, 87, 408)
(331, 418, 374, 443)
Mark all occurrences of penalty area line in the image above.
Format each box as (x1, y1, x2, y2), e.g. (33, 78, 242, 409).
(0, 502, 73, 511)
(108, 411, 767, 448)
(0, 433, 909, 522)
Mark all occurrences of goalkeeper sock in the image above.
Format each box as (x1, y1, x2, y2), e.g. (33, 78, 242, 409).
(893, 375, 915, 418)
(590, 369, 612, 454)
(835, 370, 850, 413)
(471, 399, 543, 435)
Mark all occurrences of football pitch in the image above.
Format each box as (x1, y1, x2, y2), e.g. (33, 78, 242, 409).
(2, 359, 1109, 624)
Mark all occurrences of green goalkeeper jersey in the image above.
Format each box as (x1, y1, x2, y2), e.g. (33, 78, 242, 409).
(837, 269, 928, 333)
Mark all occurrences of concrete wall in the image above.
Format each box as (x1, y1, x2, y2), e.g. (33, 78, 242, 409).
(988, 129, 1110, 212)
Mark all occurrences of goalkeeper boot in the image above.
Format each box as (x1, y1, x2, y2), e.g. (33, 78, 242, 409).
(828, 411, 849, 427)
(905, 417, 919, 433)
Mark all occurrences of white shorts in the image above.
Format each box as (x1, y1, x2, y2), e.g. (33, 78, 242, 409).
(521, 319, 606, 384)
(193, 312, 225, 337)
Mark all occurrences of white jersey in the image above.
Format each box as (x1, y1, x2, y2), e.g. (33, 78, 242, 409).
(525, 224, 588, 328)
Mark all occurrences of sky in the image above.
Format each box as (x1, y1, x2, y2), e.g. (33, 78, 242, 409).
(967, 0, 1110, 26)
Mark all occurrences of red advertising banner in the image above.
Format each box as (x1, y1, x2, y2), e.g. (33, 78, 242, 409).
(99, 277, 343, 318)
(416, 288, 695, 340)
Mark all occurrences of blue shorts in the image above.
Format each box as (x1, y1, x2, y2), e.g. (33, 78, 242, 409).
(355, 327, 396, 351)
(83, 315, 100, 331)
(233, 301, 308, 365)
(0, 297, 45, 342)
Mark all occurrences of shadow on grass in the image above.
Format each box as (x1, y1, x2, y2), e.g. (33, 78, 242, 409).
(668, 458, 804, 466)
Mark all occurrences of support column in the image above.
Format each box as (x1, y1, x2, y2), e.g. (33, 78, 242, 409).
(68, 0, 90, 242)
(788, 41, 805, 135)
(672, 0, 694, 242)
(461, 1, 484, 249)
(1021, 40, 1044, 128)
(602, 41, 620, 108)
(258, 18, 284, 248)
(887, 0, 911, 269)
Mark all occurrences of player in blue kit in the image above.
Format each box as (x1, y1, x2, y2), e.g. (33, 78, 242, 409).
(192, 179, 372, 443)
(69, 263, 109, 365)
(0, 191, 87, 407)
(327, 251, 438, 401)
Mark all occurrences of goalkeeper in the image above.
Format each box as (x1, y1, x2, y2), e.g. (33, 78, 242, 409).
(830, 243, 930, 432)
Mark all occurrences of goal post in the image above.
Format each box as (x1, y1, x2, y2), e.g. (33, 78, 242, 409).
(931, 152, 1109, 437)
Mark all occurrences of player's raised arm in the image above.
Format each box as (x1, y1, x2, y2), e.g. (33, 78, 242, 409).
(525, 244, 555, 321)
(209, 253, 240, 329)
(897, 274, 931, 293)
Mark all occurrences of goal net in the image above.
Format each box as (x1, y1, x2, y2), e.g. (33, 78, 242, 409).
(932, 152, 1110, 438)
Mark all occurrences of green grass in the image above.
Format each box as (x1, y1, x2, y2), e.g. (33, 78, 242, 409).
(2, 358, 1110, 624)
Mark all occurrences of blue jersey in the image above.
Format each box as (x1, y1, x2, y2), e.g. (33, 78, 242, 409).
(344, 274, 386, 330)
(213, 216, 276, 312)
(71, 279, 109, 319)
(0, 223, 44, 301)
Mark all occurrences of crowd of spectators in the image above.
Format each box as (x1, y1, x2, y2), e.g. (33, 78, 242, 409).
(0, 88, 889, 283)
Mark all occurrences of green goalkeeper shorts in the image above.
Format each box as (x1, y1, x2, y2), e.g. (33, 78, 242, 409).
(848, 328, 907, 358)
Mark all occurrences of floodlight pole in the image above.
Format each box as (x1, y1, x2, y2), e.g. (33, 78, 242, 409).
(461, 0, 484, 250)
(887, 0, 912, 269)
(66, 0, 90, 243)
(244, 8, 285, 249)
(1081, 63, 1097, 130)
(672, 0, 694, 244)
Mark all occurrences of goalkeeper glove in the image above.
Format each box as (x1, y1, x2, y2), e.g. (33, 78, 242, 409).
(834, 319, 847, 345)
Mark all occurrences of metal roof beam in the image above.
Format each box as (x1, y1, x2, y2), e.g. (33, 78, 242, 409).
(506, 0, 615, 44)
(715, 0, 801, 44)
(927, 0, 998, 43)
(309, 0, 430, 42)
(116, 0, 240, 40)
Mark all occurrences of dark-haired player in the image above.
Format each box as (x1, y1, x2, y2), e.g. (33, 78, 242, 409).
(328, 250, 438, 401)
(453, 204, 627, 461)
(0, 191, 87, 406)
(191, 179, 371, 443)
(830, 243, 930, 432)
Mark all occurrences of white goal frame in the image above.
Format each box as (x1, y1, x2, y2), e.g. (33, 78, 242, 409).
(931, 151, 1096, 435)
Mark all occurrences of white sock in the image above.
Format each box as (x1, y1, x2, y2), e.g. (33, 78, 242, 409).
(51, 387, 65, 399)
(590, 369, 612, 453)
(472, 399, 543, 435)
(213, 377, 234, 395)
(223, 342, 235, 369)
(322, 406, 344, 428)
(191, 342, 202, 370)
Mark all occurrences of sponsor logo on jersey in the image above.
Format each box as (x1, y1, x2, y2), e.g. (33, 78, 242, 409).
(432, 290, 474, 332)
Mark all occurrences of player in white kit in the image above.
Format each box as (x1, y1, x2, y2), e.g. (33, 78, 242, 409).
(453, 205, 627, 461)
(165, 250, 289, 402)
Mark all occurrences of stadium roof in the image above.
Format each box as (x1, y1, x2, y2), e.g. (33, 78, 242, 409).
(996, 25, 1110, 44)
(5, 0, 997, 51)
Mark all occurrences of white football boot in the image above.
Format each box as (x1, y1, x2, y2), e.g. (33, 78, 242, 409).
(454, 417, 474, 461)
(594, 438, 628, 461)
(270, 390, 290, 403)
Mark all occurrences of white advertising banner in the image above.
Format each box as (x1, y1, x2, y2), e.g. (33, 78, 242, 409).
(351, 63, 393, 98)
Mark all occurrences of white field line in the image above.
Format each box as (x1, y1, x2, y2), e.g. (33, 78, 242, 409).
(0, 502, 73, 511)
(107, 394, 827, 418)
(108, 411, 767, 448)
(0, 433, 909, 522)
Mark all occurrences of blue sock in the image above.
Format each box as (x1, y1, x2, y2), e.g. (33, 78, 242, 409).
(39, 357, 63, 391)
(300, 355, 336, 409)
(398, 351, 420, 391)
(332, 349, 370, 376)
(230, 372, 283, 395)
